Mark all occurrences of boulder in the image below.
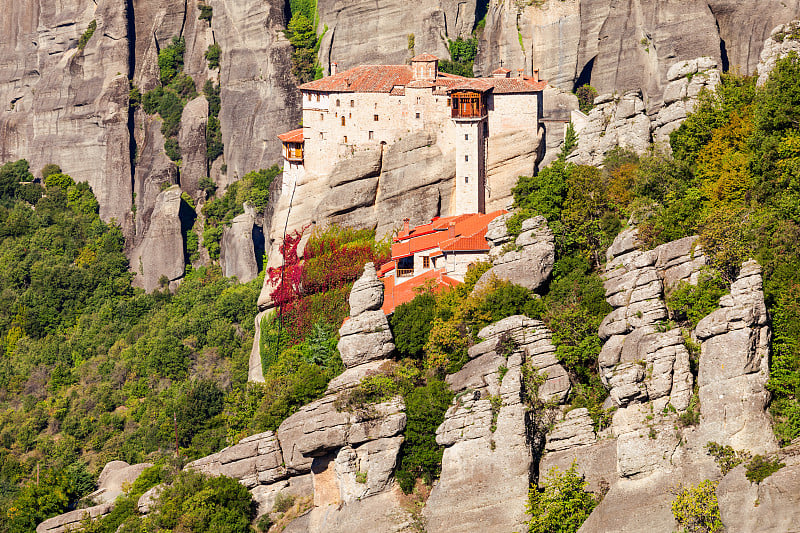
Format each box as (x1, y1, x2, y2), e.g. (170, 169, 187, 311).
(337, 310, 395, 368)
(220, 206, 259, 283)
(348, 263, 384, 316)
(90, 461, 154, 505)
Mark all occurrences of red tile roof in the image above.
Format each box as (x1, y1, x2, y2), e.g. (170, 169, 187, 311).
(390, 211, 507, 259)
(492, 68, 512, 76)
(381, 269, 460, 314)
(277, 128, 305, 143)
(448, 77, 547, 94)
(299, 65, 415, 93)
(411, 53, 440, 62)
(378, 260, 396, 276)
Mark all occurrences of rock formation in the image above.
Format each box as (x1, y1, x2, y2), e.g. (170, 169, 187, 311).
(36, 461, 153, 533)
(757, 20, 800, 85)
(316, 0, 476, 72)
(220, 206, 260, 283)
(425, 315, 570, 533)
(474, 214, 556, 293)
(568, 57, 720, 165)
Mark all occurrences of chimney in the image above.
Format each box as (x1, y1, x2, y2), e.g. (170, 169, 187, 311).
(402, 217, 410, 234)
(517, 68, 524, 78)
(331, 62, 338, 75)
(533, 68, 540, 82)
(448, 221, 456, 239)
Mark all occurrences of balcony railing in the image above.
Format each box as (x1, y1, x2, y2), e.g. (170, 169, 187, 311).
(397, 268, 414, 278)
(286, 146, 303, 162)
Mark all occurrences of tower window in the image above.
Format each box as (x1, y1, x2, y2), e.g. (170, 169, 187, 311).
(344, 136, 348, 143)
(336, 99, 341, 107)
(341, 117, 346, 126)
(369, 131, 374, 140)
(374, 114, 379, 121)
(465, 176, 469, 183)
(350, 100, 354, 107)
(320, 113, 324, 121)
(415, 112, 421, 119)
(417, 96, 421, 104)
(316, 94, 320, 102)
(465, 134, 469, 140)
(465, 155, 469, 162)
(319, 132, 323, 139)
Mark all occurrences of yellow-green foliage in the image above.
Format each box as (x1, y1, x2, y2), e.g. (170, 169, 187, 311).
(527, 463, 597, 533)
(670, 480, 723, 533)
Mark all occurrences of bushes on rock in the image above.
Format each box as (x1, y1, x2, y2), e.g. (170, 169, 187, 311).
(78, 20, 97, 50)
(205, 43, 221, 70)
(745, 454, 785, 483)
(526, 463, 597, 533)
(395, 380, 454, 493)
(666, 271, 728, 328)
(670, 480, 723, 533)
(575, 84, 598, 114)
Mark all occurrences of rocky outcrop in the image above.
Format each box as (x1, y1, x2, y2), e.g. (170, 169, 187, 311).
(220, 206, 259, 283)
(425, 315, 570, 533)
(757, 20, 800, 85)
(129, 186, 186, 292)
(474, 215, 555, 293)
(569, 57, 718, 165)
(177, 96, 209, 198)
(316, 0, 476, 72)
(36, 461, 152, 533)
(695, 261, 777, 454)
(0, 0, 132, 227)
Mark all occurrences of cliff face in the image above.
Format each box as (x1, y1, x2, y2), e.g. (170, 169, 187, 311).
(476, 0, 800, 110)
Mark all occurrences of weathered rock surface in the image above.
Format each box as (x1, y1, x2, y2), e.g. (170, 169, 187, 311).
(129, 186, 186, 292)
(90, 461, 154, 505)
(36, 461, 153, 533)
(316, 0, 475, 72)
(757, 20, 800, 85)
(177, 96, 209, 198)
(0, 0, 132, 227)
(695, 260, 778, 454)
(718, 452, 800, 533)
(348, 263, 384, 316)
(220, 206, 259, 283)
(475, 215, 555, 293)
(426, 316, 569, 533)
(337, 311, 394, 368)
(569, 58, 718, 165)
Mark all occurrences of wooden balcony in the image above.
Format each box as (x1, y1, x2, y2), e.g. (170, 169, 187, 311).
(397, 268, 414, 278)
(451, 91, 487, 119)
(285, 144, 304, 163)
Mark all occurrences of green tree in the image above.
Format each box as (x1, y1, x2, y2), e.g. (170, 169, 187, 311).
(527, 463, 597, 533)
(158, 37, 186, 86)
(390, 292, 436, 360)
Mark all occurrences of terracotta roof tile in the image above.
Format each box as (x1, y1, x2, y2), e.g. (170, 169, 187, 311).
(277, 128, 305, 143)
(411, 53, 440, 62)
(299, 65, 415, 93)
(447, 77, 547, 94)
(381, 269, 459, 314)
(390, 210, 507, 259)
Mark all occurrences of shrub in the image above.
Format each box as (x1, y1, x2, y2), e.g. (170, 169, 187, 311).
(395, 380, 453, 493)
(205, 43, 222, 70)
(78, 20, 97, 50)
(670, 480, 723, 533)
(705, 441, 750, 475)
(198, 3, 213, 22)
(40, 164, 62, 179)
(273, 492, 295, 513)
(158, 36, 186, 86)
(666, 271, 729, 328)
(527, 463, 597, 533)
(745, 455, 785, 483)
(390, 292, 437, 360)
(575, 85, 598, 114)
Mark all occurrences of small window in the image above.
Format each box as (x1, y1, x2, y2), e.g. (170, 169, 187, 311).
(465, 176, 469, 183)
(374, 115, 379, 122)
(465, 134, 469, 140)
(316, 94, 320, 102)
(344, 136, 348, 143)
(447, 98, 451, 106)
(349, 113, 352, 118)
(416, 96, 421, 104)
(368, 131, 374, 140)
(465, 155, 469, 162)
(415, 112, 421, 119)
(319, 132, 323, 139)
(422, 256, 430, 269)
(341, 117, 346, 126)
(350, 100, 355, 107)
(320, 113, 324, 121)
(336, 99, 341, 107)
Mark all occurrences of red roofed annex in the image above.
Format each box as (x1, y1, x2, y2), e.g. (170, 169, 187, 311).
(378, 211, 508, 314)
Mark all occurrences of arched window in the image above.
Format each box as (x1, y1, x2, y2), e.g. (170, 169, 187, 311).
(336, 99, 341, 107)
(341, 116, 346, 126)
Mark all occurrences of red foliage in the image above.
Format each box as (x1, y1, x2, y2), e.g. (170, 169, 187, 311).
(267, 226, 390, 345)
